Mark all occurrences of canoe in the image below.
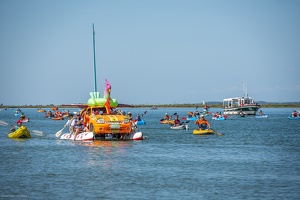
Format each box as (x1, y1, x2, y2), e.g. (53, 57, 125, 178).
(170, 124, 189, 130)
(255, 115, 268, 118)
(8, 126, 31, 138)
(192, 129, 214, 135)
(160, 119, 174, 125)
(288, 116, 300, 120)
(135, 120, 146, 125)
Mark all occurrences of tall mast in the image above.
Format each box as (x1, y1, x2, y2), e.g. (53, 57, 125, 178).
(93, 23, 97, 92)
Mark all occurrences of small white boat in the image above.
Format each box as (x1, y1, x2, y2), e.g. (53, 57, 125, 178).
(170, 124, 189, 130)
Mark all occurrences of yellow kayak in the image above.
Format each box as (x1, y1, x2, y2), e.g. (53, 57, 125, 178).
(160, 119, 174, 125)
(8, 126, 31, 138)
(193, 129, 214, 135)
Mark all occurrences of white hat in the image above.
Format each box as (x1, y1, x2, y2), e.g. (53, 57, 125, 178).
(165, 113, 168, 115)
(200, 114, 204, 117)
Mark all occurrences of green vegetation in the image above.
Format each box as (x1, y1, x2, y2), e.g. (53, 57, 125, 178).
(1, 102, 299, 108)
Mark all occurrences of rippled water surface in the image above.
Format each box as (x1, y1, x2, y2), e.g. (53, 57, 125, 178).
(0, 107, 299, 199)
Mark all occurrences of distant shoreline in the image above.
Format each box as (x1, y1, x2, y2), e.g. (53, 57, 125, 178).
(1, 102, 300, 109)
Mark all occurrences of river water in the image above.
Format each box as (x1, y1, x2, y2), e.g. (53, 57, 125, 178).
(0, 107, 299, 199)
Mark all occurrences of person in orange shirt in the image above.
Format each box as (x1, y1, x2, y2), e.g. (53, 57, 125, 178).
(194, 115, 211, 130)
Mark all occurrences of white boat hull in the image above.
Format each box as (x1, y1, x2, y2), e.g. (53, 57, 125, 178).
(60, 131, 143, 141)
(170, 124, 189, 130)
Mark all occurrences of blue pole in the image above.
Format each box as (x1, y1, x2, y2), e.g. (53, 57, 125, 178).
(93, 23, 97, 92)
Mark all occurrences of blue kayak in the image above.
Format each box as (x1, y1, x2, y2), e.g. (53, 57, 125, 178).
(135, 120, 146, 125)
(255, 115, 268, 118)
(288, 116, 300, 120)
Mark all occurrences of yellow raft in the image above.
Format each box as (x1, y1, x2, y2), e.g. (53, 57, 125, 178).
(193, 129, 214, 135)
(8, 126, 31, 138)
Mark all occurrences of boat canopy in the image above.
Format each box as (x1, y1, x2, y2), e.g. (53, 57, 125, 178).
(223, 96, 256, 108)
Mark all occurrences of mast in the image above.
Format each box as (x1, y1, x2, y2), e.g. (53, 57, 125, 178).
(93, 23, 97, 92)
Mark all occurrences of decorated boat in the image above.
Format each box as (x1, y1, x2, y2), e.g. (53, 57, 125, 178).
(8, 126, 31, 138)
(223, 82, 260, 115)
(59, 25, 143, 141)
(192, 129, 214, 135)
(170, 124, 189, 130)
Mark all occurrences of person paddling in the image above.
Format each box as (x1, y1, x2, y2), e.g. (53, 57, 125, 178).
(194, 115, 211, 130)
(10, 120, 23, 132)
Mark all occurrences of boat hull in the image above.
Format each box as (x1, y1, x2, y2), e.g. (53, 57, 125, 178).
(170, 124, 188, 130)
(60, 131, 143, 141)
(8, 126, 31, 138)
(223, 106, 260, 115)
(192, 129, 214, 135)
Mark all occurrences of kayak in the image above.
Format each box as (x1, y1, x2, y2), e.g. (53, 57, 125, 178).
(255, 115, 268, 118)
(186, 116, 198, 121)
(212, 116, 226, 120)
(160, 119, 174, 125)
(8, 126, 31, 138)
(52, 117, 64, 120)
(288, 116, 300, 120)
(192, 129, 214, 135)
(60, 131, 143, 141)
(170, 124, 189, 130)
(135, 120, 146, 125)
(20, 118, 30, 122)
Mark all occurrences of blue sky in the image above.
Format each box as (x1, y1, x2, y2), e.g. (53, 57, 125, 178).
(0, 0, 299, 106)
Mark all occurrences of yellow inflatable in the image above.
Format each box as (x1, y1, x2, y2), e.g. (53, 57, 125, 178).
(8, 126, 31, 138)
(193, 129, 214, 135)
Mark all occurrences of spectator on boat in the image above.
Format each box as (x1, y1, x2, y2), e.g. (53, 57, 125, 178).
(195, 115, 211, 130)
(10, 120, 23, 132)
(71, 113, 89, 140)
(174, 115, 181, 126)
(64, 114, 74, 132)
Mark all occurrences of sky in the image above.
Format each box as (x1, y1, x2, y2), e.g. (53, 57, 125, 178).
(0, 0, 299, 106)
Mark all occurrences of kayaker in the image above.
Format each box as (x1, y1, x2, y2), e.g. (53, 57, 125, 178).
(164, 113, 170, 120)
(194, 115, 211, 130)
(127, 112, 133, 120)
(259, 110, 263, 116)
(10, 120, 23, 132)
(174, 115, 181, 126)
(136, 114, 141, 121)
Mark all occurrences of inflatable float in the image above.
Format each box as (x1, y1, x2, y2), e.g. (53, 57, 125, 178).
(8, 126, 31, 138)
(192, 129, 214, 135)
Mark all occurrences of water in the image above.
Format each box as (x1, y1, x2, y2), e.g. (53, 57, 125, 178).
(0, 107, 299, 199)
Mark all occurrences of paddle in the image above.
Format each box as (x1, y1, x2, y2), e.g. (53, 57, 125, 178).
(210, 128, 222, 136)
(55, 127, 65, 138)
(0, 120, 43, 136)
